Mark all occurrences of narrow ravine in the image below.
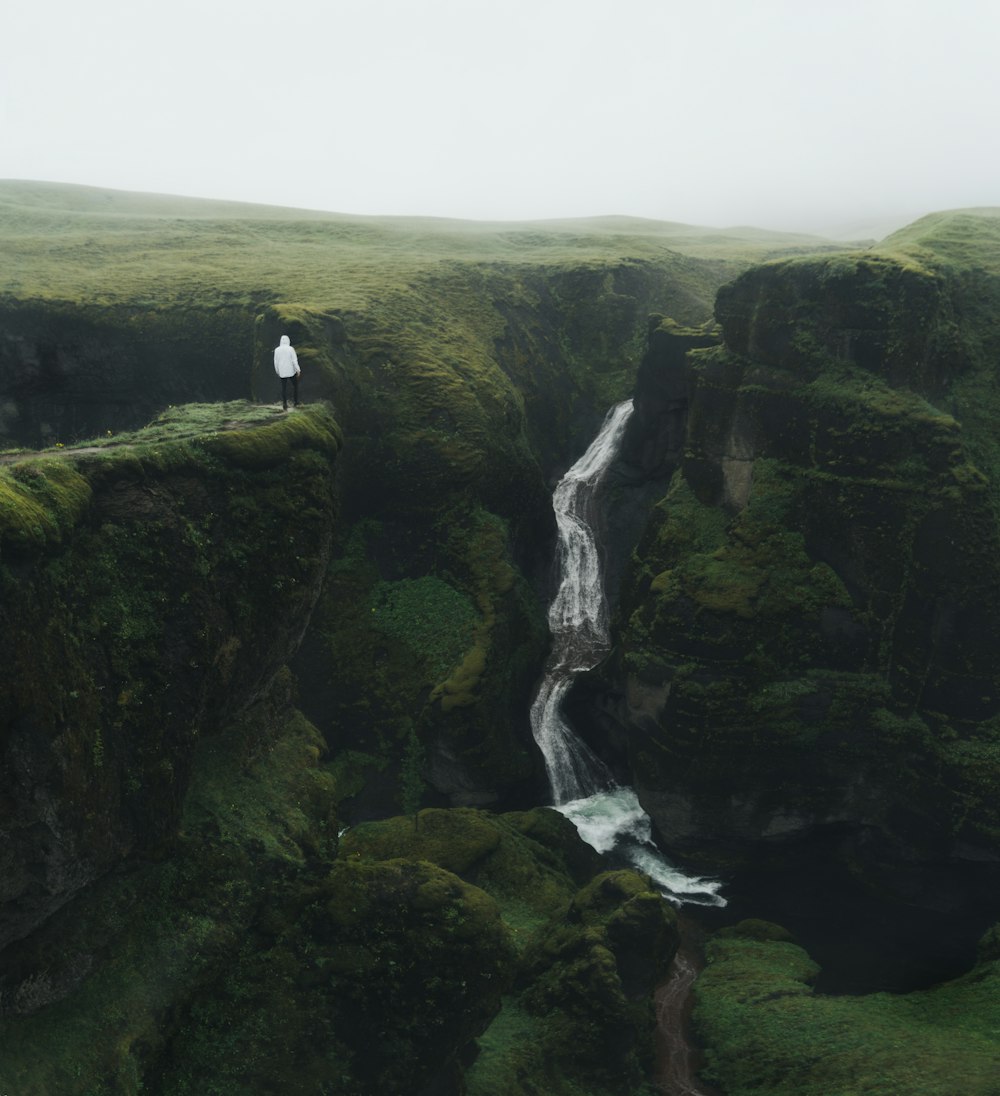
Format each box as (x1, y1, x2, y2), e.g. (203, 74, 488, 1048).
(654, 919, 721, 1096)
(529, 400, 725, 907)
(530, 401, 724, 1094)
(655, 952, 701, 1096)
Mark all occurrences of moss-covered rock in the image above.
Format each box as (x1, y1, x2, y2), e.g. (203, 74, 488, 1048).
(0, 401, 341, 950)
(467, 869, 678, 1096)
(0, 693, 342, 1095)
(340, 806, 603, 942)
(0, 729, 669, 1095)
(714, 252, 963, 393)
(297, 501, 552, 812)
(0, 300, 256, 448)
(263, 254, 724, 811)
(0, 695, 526, 1096)
(693, 919, 1000, 1095)
(339, 811, 678, 1095)
(18, 185, 1000, 1095)
(617, 316, 722, 480)
(1, 184, 817, 823)
(155, 855, 514, 1096)
(596, 225, 1000, 908)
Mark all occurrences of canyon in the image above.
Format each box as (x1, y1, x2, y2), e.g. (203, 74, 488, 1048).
(0, 182, 998, 1094)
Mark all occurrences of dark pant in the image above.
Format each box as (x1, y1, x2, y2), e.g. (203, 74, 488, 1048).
(281, 374, 299, 409)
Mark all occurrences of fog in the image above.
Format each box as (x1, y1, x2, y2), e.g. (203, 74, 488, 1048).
(2, 0, 997, 234)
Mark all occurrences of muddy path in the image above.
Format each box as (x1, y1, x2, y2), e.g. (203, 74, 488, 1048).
(654, 917, 721, 1096)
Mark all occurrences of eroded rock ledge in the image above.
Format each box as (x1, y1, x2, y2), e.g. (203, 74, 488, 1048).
(597, 254, 1000, 917)
(0, 402, 341, 949)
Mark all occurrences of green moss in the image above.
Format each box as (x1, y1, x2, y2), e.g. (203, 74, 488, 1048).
(466, 870, 678, 1096)
(200, 402, 342, 468)
(612, 218, 1000, 879)
(182, 705, 339, 863)
(0, 459, 92, 551)
(370, 575, 479, 682)
(0, 702, 339, 1096)
(633, 467, 851, 649)
(336, 793, 658, 1096)
(430, 507, 520, 709)
(694, 927, 1000, 1096)
(342, 808, 504, 874)
(159, 856, 514, 1095)
(340, 807, 597, 936)
(0, 705, 539, 1095)
(0, 398, 341, 1008)
(303, 499, 547, 800)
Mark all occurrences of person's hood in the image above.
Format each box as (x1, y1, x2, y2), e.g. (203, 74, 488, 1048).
(279, 335, 291, 346)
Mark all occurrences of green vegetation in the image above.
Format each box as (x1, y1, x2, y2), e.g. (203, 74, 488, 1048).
(0, 179, 853, 464)
(0, 180, 847, 308)
(1, 180, 724, 1094)
(341, 807, 594, 934)
(3, 398, 290, 454)
(301, 499, 548, 804)
(605, 207, 1000, 1095)
(0, 700, 342, 1095)
(883, 207, 1000, 276)
(0, 735, 673, 1095)
(0, 457, 92, 549)
(0, 696, 529, 1095)
(340, 813, 677, 1096)
(370, 575, 479, 681)
(0, 402, 341, 983)
(615, 210, 1000, 870)
(694, 921, 1000, 1096)
(881, 209, 1000, 519)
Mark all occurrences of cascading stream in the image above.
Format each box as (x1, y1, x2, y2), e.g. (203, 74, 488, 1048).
(529, 400, 725, 908)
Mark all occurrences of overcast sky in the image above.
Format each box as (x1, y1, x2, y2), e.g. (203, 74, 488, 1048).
(2, 0, 997, 233)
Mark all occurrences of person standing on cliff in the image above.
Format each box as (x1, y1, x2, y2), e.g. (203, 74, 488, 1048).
(273, 334, 301, 410)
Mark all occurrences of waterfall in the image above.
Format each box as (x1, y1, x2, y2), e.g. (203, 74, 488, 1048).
(530, 401, 726, 908)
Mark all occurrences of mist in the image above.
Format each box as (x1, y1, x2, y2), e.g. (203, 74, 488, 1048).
(1, 0, 997, 233)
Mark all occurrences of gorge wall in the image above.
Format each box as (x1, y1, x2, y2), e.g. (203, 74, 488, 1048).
(579, 233, 1000, 993)
(0, 405, 342, 952)
(0, 301, 255, 447)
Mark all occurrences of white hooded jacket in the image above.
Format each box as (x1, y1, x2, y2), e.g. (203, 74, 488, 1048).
(274, 335, 300, 378)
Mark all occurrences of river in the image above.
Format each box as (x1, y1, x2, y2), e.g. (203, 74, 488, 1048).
(528, 400, 726, 906)
(528, 400, 723, 1093)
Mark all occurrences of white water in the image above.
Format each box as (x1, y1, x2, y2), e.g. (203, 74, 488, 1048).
(530, 401, 725, 908)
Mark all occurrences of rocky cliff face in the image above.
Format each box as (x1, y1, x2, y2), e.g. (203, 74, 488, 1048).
(1, 255, 712, 813)
(599, 250, 1000, 917)
(241, 260, 716, 813)
(0, 403, 341, 951)
(0, 302, 254, 447)
(0, 399, 635, 1095)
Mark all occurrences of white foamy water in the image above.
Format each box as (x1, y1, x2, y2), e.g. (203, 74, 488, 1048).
(530, 401, 725, 908)
(557, 791, 725, 907)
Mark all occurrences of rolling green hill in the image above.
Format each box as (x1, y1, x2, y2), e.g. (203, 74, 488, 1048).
(0, 179, 846, 306)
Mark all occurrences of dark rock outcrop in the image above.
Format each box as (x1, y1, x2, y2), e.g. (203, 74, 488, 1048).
(593, 250, 1000, 917)
(618, 316, 721, 481)
(0, 302, 254, 448)
(0, 403, 341, 951)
